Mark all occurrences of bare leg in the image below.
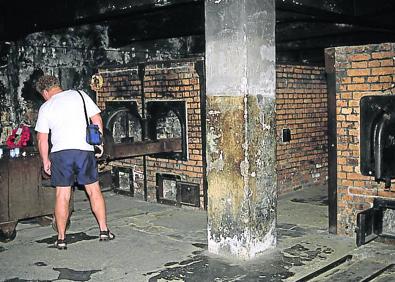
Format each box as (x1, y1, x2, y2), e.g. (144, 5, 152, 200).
(55, 187, 72, 240)
(85, 181, 108, 231)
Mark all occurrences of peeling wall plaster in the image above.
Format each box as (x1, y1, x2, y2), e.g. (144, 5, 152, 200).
(205, 0, 276, 260)
(208, 221, 276, 260)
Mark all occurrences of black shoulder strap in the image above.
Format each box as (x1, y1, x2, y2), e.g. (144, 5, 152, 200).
(77, 90, 90, 126)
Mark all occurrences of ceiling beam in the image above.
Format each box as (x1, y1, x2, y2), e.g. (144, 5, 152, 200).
(276, 1, 395, 32)
(277, 31, 395, 51)
(0, 0, 203, 41)
(108, 2, 204, 46)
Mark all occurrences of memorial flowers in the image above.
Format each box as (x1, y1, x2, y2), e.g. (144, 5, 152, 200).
(6, 125, 31, 149)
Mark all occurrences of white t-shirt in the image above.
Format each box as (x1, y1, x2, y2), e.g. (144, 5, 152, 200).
(35, 90, 101, 152)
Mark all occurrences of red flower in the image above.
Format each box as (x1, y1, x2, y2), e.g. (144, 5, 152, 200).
(6, 125, 30, 149)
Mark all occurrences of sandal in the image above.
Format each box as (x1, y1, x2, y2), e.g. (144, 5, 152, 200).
(99, 230, 115, 241)
(54, 239, 67, 250)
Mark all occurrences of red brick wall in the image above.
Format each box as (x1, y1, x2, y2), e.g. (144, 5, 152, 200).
(334, 42, 395, 236)
(95, 61, 330, 206)
(96, 59, 205, 206)
(276, 65, 328, 194)
(144, 62, 204, 202)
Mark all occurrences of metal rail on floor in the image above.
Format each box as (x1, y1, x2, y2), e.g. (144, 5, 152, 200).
(295, 254, 353, 282)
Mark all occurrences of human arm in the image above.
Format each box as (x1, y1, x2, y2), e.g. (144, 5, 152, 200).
(37, 132, 51, 175)
(90, 113, 103, 135)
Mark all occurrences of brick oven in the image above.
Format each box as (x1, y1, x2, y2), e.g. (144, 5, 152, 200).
(325, 42, 395, 244)
(95, 58, 206, 208)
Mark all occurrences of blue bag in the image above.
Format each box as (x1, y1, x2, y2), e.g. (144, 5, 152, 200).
(86, 124, 102, 145)
(77, 90, 102, 145)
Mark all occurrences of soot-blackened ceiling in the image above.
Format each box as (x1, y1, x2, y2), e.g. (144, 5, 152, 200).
(0, 0, 395, 65)
(276, 0, 395, 64)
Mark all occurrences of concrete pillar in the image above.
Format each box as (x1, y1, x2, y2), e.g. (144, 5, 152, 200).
(205, 0, 276, 260)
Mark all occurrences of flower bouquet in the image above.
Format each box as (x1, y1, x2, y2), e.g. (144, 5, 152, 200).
(6, 125, 31, 149)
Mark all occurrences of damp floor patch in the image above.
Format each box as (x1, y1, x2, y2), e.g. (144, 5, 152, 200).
(53, 268, 101, 282)
(144, 240, 340, 281)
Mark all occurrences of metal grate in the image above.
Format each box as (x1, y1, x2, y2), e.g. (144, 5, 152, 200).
(177, 181, 200, 207)
(112, 167, 134, 197)
(156, 173, 199, 207)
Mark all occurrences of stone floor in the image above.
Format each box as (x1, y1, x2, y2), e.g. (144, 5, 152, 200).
(1, 185, 395, 281)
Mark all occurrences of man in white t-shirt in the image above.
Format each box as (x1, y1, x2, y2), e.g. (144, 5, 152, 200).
(35, 75, 115, 250)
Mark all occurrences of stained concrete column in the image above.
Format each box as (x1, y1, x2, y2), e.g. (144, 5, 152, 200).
(205, 0, 276, 260)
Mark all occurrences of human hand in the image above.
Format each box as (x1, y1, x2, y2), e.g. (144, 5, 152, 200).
(94, 144, 104, 158)
(43, 160, 51, 175)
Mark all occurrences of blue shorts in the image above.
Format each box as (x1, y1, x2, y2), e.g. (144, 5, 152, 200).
(50, 150, 98, 187)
